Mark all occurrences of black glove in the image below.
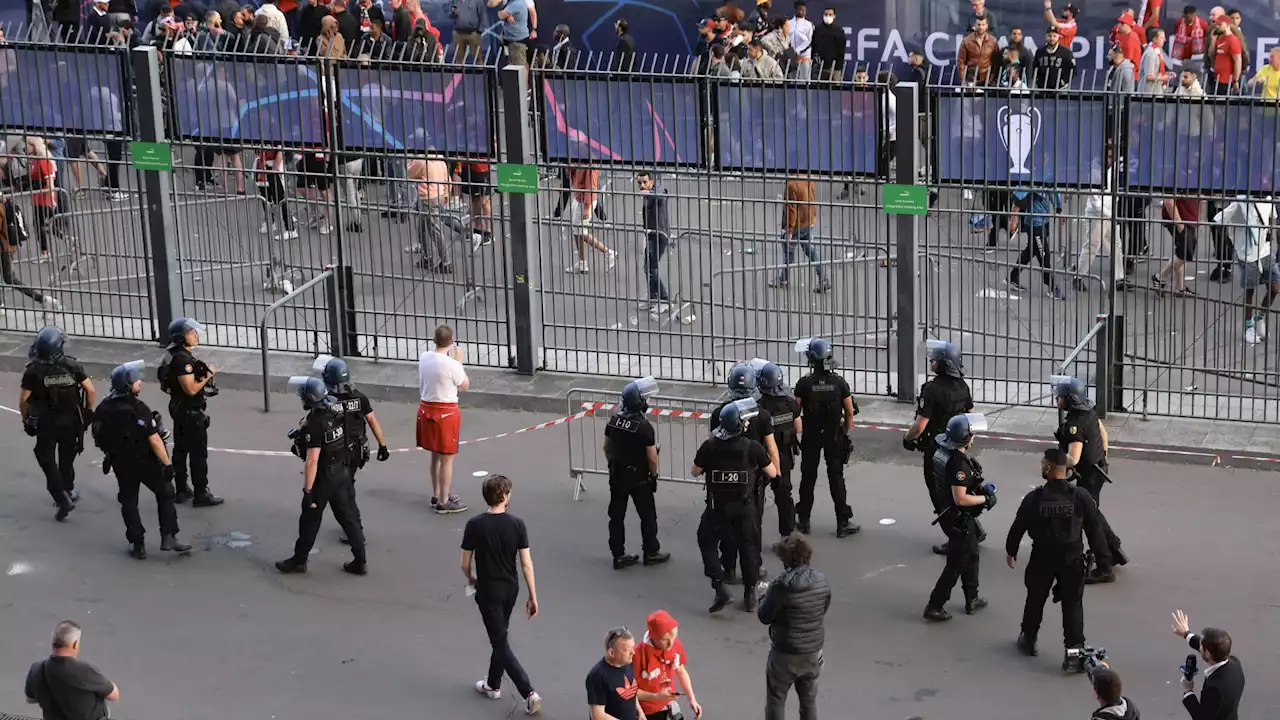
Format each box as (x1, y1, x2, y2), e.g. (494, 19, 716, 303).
(22, 417, 38, 437)
(791, 442, 800, 457)
(377, 445, 390, 462)
(902, 436, 917, 452)
(982, 493, 998, 511)
(102, 456, 112, 475)
(851, 400, 861, 416)
(302, 490, 315, 509)
(161, 464, 175, 485)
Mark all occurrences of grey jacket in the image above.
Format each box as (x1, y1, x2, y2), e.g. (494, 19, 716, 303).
(1108, 60, 1136, 93)
(1138, 47, 1167, 94)
(757, 565, 831, 655)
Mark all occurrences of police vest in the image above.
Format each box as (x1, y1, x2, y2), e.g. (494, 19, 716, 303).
(1061, 409, 1105, 466)
(160, 347, 206, 411)
(606, 412, 650, 479)
(930, 446, 955, 511)
(1035, 483, 1084, 547)
(91, 396, 157, 462)
(307, 406, 354, 470)
(332, 392, 370, 463)
(801, 373, 843, 429)
(920, 377, 972, 450)
(28, 359, 82, 417)
(759, 395, 797, 449)
(705, 437, 754, 502)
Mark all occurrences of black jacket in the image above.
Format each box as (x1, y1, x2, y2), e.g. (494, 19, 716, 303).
(641, 186, 670, 240)
(333, 8, 362, 53)
(614, 32, 636, 70)
(297, 2, 327, 49)
(811, 22, 846, 68)
(757, 565, 830, 655)
(1184, 636, 1244, 720)
(1093, 697, 1140, 720)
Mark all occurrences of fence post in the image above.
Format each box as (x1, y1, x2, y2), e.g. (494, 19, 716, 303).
(325, 267, 342, 357)
(1096, 315, 1110, 420)
(502, 64, 541, 375)
(132, 46, 181, 337)
(1109, 313, 1125, 414)
(894, 82, 921, 403)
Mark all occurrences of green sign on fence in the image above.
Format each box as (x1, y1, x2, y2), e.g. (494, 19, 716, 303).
(882, 184, 929, 216)
(496, 163, 539, 194)
(130, 141, 173, 172)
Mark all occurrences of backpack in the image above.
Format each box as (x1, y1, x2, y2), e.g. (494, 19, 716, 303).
(5, 198, 29, 247)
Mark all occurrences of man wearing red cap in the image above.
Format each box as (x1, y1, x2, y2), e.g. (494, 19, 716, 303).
(633, 611, 703, 720)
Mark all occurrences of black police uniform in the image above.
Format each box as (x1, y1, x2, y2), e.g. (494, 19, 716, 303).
(1006, 479, 1111, 650)
(1057, 409, 1124, 561)
(22, 355, 89, 506)
(161, 345, 212, 499)
(604, 410, 661, 559)
(793, 370, 853, 529)
(92, 395, 180, 545)
(756, 393, 799, 537)
(288, 404, 367, 564)
(916, 375, 973, 499)
(928, 448, 983, 609)
(694, 435, 770, 588)
(709, 401, 773, 573)
(332, 389, 374, 476)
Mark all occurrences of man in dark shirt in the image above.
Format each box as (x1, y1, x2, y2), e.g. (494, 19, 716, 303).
(586, 627, 677, 720)
(461, 475, 543, 716)
(614, 18, 637, 70)
(810, 6, 846, 80)
(1033, 25, 1076, 88)
(758, 533, 830, 720)
(25, 621, 119, 720)
(637, 171, 672, 315)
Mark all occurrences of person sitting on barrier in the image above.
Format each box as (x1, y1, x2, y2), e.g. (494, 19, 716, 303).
(603, 377, 670, 571)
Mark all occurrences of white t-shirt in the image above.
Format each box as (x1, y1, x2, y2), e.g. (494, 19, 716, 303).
(419, 349, 467, 403)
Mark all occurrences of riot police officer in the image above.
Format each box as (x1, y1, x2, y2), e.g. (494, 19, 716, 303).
(710, 364, 778, 583)
(692, 398, 778, 614)
(19, 327, 95, 521)
(903, 339, 976, 555)
(158, 318, 223, 507)
(91, 361, 191, 560)
(793, 338, 859, 538)
(755, 362, 798, 538)
(275, 377, 368, 575)
(602, 376, 670, 569)
(923, 413, 995, 623)
(1005, 448, 1111, 669)
(1050, 375, 1127, 583)
(316, 356, 389, 545)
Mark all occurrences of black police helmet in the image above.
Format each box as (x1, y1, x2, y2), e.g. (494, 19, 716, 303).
(168, 317, 202, 344)
(110, 360, 145, 395)
(804, 338, 834, 367)
(321, 357, 351, 391)
(937, 413, 987, 450)
(716, 399, 747, 439)
(31, 326, 65, 361)
(758, 362, 787, 396)
(289, 376, 330, 408)
(1051, 375, 1091, 409)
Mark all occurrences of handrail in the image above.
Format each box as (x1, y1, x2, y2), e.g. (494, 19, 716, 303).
(260, 267, 334, 413)
(1060, 313, 1109, 372)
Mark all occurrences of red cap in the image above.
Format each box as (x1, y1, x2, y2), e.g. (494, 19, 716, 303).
(646, 610, 679, 639)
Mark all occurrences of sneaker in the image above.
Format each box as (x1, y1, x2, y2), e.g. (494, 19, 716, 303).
(983, 244, 997, 255)
(1151, 274, 1168, 290)
(435, 498, 468, 514)
(404, 244, 420, 253)
(606, 250, 617, 271)
(276, 229, 299, 241)
(1246, 323, 1262, 346)
(923, 605, 952, 622)
(637, 299, 653, 311)
(1007, 278, 1027, 292)
(1173, 287, 1197, 297)
(1048, 286, 1065, 301)
(642, 551, 670, 566)
(1115, 280, 1137, 292)
(836, 186, 851, 201)
(42, 296, 61, 311)
(430, 496, 439, 508)
(768, 278, 790, 289)
(475, 680, 500, 700)
(965, 596, 989, 614)
(813, 279, 832, 294)
(524, 691, 542, 715)
(613, 554, 639, 570)
(437, 263, 454, 275)
(415, 257, 439, 271)
(318, 224, 332, 236)
(649, 301, 671, 317)
(1256, 317, 1268, 341)
(565, 261, 588, 274)
(107, 191, 125, 202)
(259, 222, 270, 234)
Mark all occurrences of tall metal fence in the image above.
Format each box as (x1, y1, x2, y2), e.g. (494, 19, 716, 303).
(4, 29, 1280, 423)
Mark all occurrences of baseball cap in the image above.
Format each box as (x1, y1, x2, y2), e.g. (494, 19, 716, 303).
(1063, 2, 1079, 15)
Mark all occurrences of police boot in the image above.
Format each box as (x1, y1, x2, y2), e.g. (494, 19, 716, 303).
(275, 556, 307, 574)
(1063, 646, 1086, 673)
(1111, 544, 1129, 566)
(723, 568, 739, 585)
(922, 605, 952, 622)
(743, 584, 758, 612)
(128, 541, 147, 560)
(1085, 567, 1116, 585)
(174, 485, 194, 504)
(964, 596, 988, 615)
(836, 519, 861, 538)
(192, 490, 225, 507)
(612, 554, 639, 570)
(160, 534, 191, 553)
(932, 542, 949, 555)
(343, 560, 368, 576)
(642, 552, 671, 566)
(1017, 633, 1038, 657)
(67, 489, 80, 503)
(54, 493, 75, 522)
(708, 582, 732, 614)
(795, 515, 810, 535)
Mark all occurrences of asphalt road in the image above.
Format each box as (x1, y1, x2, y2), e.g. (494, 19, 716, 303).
(0, 372, 1277, 720)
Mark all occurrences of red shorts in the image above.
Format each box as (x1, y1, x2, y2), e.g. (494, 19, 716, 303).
(416, 401, 461, 455)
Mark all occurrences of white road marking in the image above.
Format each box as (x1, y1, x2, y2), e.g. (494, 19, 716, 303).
(860, 564, 906, 580)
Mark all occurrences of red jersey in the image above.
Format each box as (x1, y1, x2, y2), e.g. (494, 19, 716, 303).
(1119, 31, 1143, 76)
(1163, 198, 1200, 223)
(1172, 15, 1209, 60)
(254, 151, 284, 186)
(29, 158, 56, 208)
(633, 636, 688, 716)
(1141, 0, 1162, 27)
(1110, 11, 1134, 47)
(1212, 31, 1242, 82)
(1056, 17, 1078, 48)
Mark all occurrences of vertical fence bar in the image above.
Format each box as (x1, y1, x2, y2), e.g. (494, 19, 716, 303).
(502, 63, 541, 375)
(132, 45, 180, 336)
(894, 82, 920, 402)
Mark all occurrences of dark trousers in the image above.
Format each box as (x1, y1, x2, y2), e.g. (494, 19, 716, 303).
(193, 147, 217, 186)
(697, 499, 760, 587)
(928, 513, 980, 608)
(34, 422, 79, 503)
(645, 231, 669, 301)
(171, 410, 209, 494)
(770, 460, 796, 537)
(1, 251, 45, 303)
(1119, 196, 1149, 276)
(1206, 200, 1235, 272)
(475, 587, 534, 699)
(764, 649, 822, 720)
(115, 463, 179, 544)
(293, 472, 366, 562)
(1076, 470, 1124, 561)
(104, 141, 124, 191)
(34, 203, 61, 254)
(608, 475, 660, 558)
(1021, 552, 1086, 647)
(1010, 224, 1054, 287)
(797, 430, 851, 524)
(723, 477, 770, 573)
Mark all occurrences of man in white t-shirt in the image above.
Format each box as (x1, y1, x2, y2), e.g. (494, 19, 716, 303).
(418, 325, 470, 513)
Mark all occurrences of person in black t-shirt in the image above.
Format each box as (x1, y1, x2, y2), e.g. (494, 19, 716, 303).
(586, 627, 677, 720)
(25, 621, 119, 720)
(461, 475, 543, 716)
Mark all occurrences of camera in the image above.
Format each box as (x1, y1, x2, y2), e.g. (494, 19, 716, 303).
(287, 427, 304, 459)
(1181, 654, 1198, 682)
(1066, 645, 1108, 675)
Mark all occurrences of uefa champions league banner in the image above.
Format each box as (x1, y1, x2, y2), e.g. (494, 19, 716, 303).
(169, 56, 326, 146)
(934, 90, 1107, 186)
(716, 83, 878, 174)
(336, 66, 491, 155)
(0, 46, 128, 135)
(1127, 98, 1280, 194)
(540, 77, 702, 165)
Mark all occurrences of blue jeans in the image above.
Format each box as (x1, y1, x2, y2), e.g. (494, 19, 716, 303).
(645, 231, 669, 300)
(778, 228, 825, 283)
(387, 159, 410, 208)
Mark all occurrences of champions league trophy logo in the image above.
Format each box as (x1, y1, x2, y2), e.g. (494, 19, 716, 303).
(997, 105, 1042, 176)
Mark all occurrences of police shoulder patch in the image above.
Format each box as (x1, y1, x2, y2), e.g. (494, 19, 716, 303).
(956, 471, 966, 482)
(185, 365, 193, 373)
(1069, 425, 1077, 435)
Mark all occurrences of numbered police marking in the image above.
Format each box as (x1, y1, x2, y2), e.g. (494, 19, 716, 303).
(607, 416, 639, 433)
(710, 470, 748, 485)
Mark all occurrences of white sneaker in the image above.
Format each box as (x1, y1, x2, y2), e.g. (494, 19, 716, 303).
(42, 296, 61, 311)
(276, 229, 299, 241)
(637, 300, 653, 310)
(404, 244, 419, 253)
(606, 250, 617, 271)
(319, 224, 332, 236)
(566, 261, 588, 274)
(1256, 317, 1268, 341)
(259, 222, 269, 234)
(649, 301, 671, 317)
(1246, 324, 1262, 345)
(525, 691, 542, 715)
(474, 680, 500, 700)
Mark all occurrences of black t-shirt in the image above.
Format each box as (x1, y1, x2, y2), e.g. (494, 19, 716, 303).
(918, 375, 974, 444)
(709, 401, 773, 446)
(794, 372, 851, 429)
(333, 389, 373, 447)
(585, 658, 639, 720)
(1059, 408, 1104, 466)
(93, 395, 160, 462)
(22, 358, 88, 418)
(461, 511, 529, 592)
(25, 655, 114, 720)
(604, 414, 656, 471)
(933, 451, 974, 510)
(164, 346, 206, 410)
(694, 436, 770, 474)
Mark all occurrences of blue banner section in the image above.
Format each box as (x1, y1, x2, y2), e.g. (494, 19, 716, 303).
(935, 92, 1107, 186)
(169, 57, 325, 146)
(1127, 99, 1280, 193)
(337, 67, 490, 154)
(541, 78, 701, 164)
(0, 47, 126, 135)
(716, 84, 877, 174)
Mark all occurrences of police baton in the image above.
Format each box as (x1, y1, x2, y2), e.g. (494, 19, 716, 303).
(1089, 462, 1114, 484)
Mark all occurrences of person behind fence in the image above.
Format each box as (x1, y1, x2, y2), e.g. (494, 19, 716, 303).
(25, 621, 120, 720)
(759, 532, 829, 720)
(923, 413, 994, 623)
(408, 153, 454, 273)
(20, 327, 94, 522)
(1005, 448, 1110, 668)
(756, 362, 799, 539)
(770, 178, 830, 292)
(254, 148, 299, 241)
(1152, 194, 1201, 297)
(1008, 189, 1066, 301)
(275, 377, 368, 576)
(92, 361, 191, 560)
(636, 171, 672, 317)
(1073, 146, 1124, 293)
(692, 398, 778, 613)
(25, 136, 63, 260)
(1213, 196, 1280, 346)
(903, 340, 976, 555)
(159, 318, 224, 508)
(1033, 23, 1076, 88)
(603, 376, 670, 571)
(1050, 376, 1127, 583)
(0, 192, 59, 311)
(316, 356, 389, 545)
(564, 165, 617, 274)
(793, 338, 858, 538)
(709, 365, 778, 584)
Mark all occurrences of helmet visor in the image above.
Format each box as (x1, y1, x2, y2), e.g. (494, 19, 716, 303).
(925, 339, 949, 357)
(962, 412, 989, 433)
(731, 397, 760, 422)
(312, 354, 336, 373)
(287, 376, 312, 395)
(632, 376, 659, 399)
